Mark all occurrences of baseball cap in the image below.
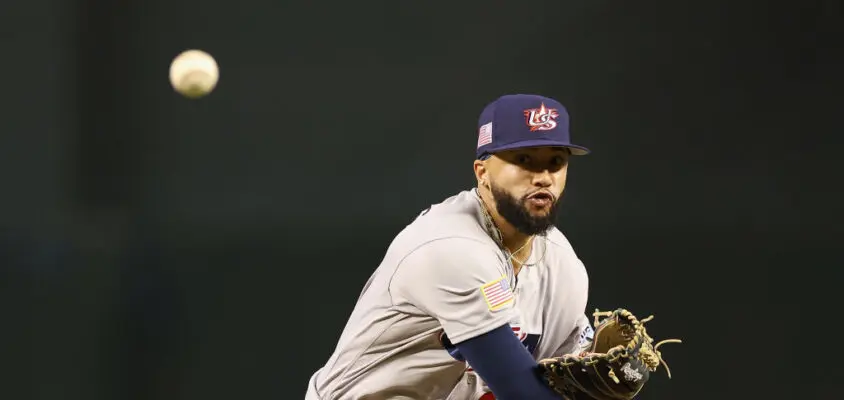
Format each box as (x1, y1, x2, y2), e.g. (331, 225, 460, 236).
(475, 94, 590, 160)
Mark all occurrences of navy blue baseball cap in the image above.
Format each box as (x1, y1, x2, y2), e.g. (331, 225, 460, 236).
(475, 94, 590, 160)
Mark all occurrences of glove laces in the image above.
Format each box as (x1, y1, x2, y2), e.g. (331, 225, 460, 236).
(636, 314, 683, 379)
(592, 310, 683, 379)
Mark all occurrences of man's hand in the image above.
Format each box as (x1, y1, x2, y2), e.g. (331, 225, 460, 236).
(536, 308, 681, 400)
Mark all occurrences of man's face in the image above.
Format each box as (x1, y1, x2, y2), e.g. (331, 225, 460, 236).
(482, 147, 570, 235)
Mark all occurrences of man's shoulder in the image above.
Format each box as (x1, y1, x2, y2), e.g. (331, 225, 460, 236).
(386, 189, 498, 260)
(541, 227, 588, 274)
(543, 227, 576, 252)
(393, 218, 494, 259)
(403, 190, 491, 240)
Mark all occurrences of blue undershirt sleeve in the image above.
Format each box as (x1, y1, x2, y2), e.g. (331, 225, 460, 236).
(454, 324, 563, 400)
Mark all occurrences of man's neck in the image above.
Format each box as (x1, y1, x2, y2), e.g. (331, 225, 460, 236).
(479, 189, 534, 264)
(495, 216, 532, 256)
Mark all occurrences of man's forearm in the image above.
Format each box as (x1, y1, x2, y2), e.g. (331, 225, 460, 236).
(455, 324, 562, 400)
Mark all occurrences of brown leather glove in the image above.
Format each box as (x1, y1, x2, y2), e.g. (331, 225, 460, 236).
(536, 308, 682, 400)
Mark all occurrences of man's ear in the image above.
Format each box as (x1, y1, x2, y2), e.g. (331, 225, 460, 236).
(473, 160, 488, 188)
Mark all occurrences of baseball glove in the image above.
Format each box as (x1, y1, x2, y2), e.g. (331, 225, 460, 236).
(536, 308, 681, 400)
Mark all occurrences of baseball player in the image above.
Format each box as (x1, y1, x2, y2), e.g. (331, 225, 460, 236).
(305, 94, 596, 400)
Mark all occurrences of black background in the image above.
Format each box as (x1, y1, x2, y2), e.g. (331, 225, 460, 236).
(1, 1, 841, 399)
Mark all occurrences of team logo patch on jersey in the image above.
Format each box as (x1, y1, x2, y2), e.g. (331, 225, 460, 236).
(523, 103, 559, 131)
(511, 325, 541, 353)
(480, 276, 515, 311)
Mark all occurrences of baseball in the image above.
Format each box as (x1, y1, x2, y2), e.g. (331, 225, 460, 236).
(169, 49, 219, 98)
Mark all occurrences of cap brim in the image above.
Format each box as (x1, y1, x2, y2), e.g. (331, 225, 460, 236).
(481, 139, 591, 157)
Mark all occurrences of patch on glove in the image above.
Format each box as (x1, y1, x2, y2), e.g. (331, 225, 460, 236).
(576, 324, 595, 353)
(536, 308, 682, 400)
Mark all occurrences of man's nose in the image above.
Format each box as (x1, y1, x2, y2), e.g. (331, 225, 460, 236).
(532, 170, 553, 187)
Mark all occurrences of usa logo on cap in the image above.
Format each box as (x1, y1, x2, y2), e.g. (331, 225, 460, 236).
(523, 103, 559, 131)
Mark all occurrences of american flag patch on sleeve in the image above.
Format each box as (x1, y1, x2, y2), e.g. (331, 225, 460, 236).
(480, 276, 514, 311)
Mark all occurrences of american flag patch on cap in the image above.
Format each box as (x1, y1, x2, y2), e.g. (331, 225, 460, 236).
(480, 276, 514, 311)
(477, 122, 493, 148)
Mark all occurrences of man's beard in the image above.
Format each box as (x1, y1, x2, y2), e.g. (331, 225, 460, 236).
(490, 184, 560, 236)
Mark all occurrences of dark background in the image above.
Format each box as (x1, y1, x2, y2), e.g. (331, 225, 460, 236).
(1, 1, 841, 399)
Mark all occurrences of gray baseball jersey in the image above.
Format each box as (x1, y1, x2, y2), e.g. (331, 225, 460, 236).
(304, 189, 593, 400)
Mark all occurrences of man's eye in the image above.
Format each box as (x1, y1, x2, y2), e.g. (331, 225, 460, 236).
(553, 156, 567, 165)
(517, 155, 531, 164)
